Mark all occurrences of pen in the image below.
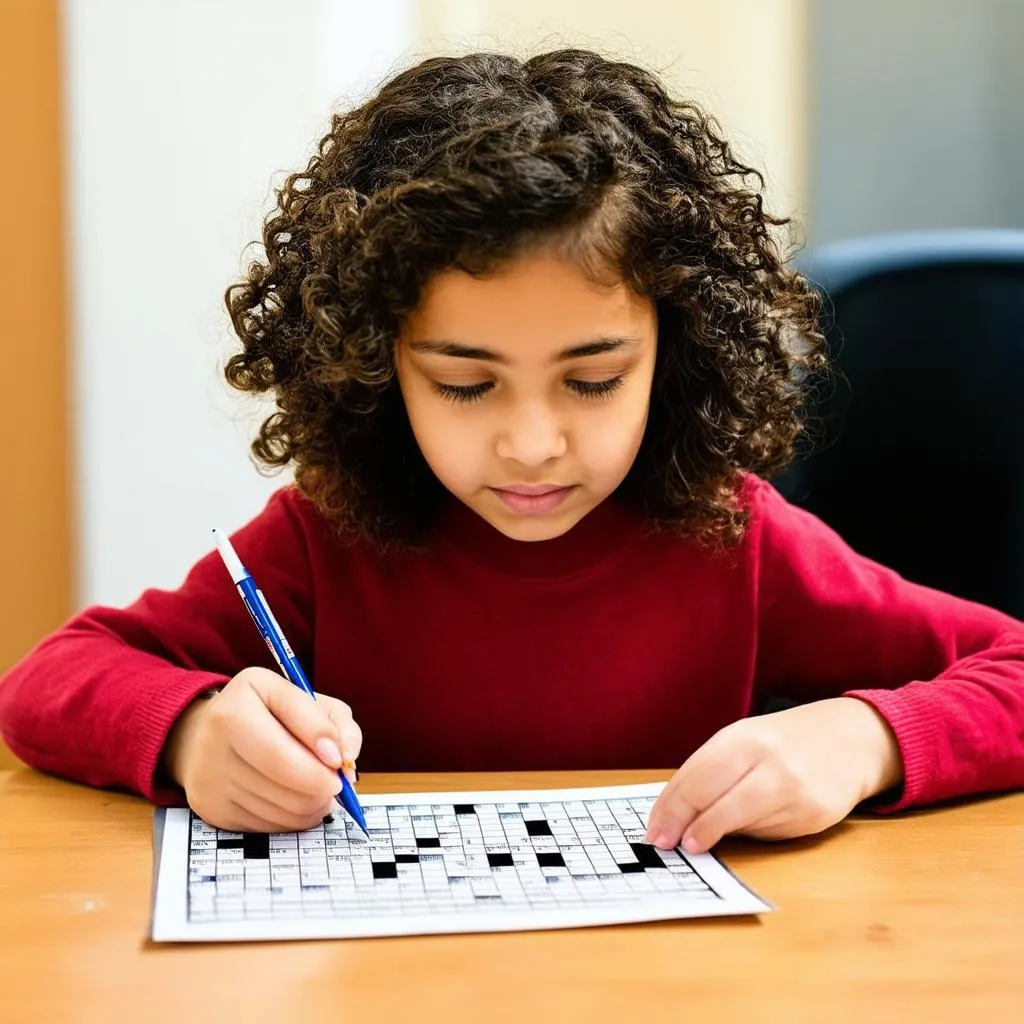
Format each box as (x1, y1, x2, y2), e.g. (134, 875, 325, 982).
(212, 527, 368, 836)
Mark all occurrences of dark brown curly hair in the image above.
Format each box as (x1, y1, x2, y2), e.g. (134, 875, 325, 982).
(224, 48, 825, 549)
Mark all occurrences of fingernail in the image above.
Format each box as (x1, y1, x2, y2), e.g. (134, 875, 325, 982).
(682, 835, 701, 854)
(647, 831, 666, 848)
(316, 737, 342, 768)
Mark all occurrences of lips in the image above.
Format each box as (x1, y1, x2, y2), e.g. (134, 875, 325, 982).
(498, 484, 569, 496)
(491, 484, 575, 515)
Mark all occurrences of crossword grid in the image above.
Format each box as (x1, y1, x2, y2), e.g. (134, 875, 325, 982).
(186, 795, 719, 923)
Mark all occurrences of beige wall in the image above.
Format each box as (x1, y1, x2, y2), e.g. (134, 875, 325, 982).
(415, 0, 809, 225)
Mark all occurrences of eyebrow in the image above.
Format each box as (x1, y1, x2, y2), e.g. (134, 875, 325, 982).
(406, 336, 640, 364)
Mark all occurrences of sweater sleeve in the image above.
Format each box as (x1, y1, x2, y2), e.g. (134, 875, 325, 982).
(0, 487, 316, 805)
(750, 477, 1024, 811)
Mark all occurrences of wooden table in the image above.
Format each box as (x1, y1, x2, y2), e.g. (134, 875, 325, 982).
(1, 769, 1021, 1022)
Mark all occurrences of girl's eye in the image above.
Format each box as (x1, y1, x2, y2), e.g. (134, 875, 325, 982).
(432, 381, 494, 404)
(431, 375, 625, 404)
(566, 376, 625, 399)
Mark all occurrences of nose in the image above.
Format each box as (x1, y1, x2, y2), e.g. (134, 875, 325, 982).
(495, 399, 567, 467)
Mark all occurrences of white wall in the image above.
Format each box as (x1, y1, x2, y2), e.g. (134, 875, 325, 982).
(63, 0, 412, 607)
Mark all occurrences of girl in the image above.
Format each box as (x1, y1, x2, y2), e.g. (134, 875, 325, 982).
(2, 50, 1022, 856)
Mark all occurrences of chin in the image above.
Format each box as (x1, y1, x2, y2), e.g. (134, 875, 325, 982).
(483, 505, 589, 543)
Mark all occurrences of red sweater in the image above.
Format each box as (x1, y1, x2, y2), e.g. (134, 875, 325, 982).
(2, 476, 1023, 810)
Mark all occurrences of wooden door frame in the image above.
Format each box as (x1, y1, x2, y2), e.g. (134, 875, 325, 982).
(0, 0, 74, 767)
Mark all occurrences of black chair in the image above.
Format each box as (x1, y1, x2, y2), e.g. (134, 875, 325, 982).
(774, 229, 1024, 619)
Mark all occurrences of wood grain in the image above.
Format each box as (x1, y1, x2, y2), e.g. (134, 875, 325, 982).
(0, 0, 73, 769)
(1, 768, 1022, 1022)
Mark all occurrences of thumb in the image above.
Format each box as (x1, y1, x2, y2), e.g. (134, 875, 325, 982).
(243, 669, 344, 770)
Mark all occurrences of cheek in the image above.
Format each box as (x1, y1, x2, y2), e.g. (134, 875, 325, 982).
(402, 390, 488, 491)
(576, 388, 651, 480)
(421, 430, 484, 491)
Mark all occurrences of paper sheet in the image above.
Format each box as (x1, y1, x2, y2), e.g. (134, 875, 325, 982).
(151, 782, 771, 941)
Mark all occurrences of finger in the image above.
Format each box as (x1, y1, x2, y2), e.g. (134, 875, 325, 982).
(681, 769, 786, 854)
(229, 784, 335, 834)
(646, 734, 759, 848)
(225, 745, 340, 821)
(250, 674, 348, 770)
(222, 681, 340, 798)
(318, 694, 363, 763)
(645, 776, 700, 850)
(197, 797, 286, 834)
(674, 728, 763, 811)
(218, 797, 325, 835)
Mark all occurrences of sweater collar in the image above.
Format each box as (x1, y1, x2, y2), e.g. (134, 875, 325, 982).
(430, 494, 647, 579)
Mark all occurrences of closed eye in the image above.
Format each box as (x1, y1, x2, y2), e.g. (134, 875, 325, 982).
(566, 376, 625, 399)
(431, 381, 494, 404)
(432, 376, 626, 405)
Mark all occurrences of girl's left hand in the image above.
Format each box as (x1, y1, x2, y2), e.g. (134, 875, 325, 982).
(644, 697, 903, 853)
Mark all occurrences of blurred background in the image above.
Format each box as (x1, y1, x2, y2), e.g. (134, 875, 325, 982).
(2, 0, 1023, 766)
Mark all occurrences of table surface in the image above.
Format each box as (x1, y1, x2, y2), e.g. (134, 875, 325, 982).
(1, 769, 1022, 1022)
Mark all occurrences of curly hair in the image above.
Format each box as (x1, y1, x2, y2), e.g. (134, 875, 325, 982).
(224, 48, 825, 549)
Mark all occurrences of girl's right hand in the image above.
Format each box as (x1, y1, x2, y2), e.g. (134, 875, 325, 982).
(161, 666, 362, 833)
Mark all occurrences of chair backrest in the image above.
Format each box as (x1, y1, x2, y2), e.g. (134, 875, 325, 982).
(774, 229, 1024, 619)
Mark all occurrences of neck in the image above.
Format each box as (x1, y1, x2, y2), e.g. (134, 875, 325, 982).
(430, 496, 648, 578)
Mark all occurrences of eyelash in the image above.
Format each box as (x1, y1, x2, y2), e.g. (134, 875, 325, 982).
(432, 376, 626, 405)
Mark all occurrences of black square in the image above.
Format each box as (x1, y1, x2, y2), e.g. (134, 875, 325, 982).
(453, 804, 476, 815)
(372, 862, 398, 879)
(487, 852, 515, 868)
(617, 862, 644, 874)
(241, 834, 269, 860)
(525, 820, 552, 837)
(535, 852, 565, 868)
(395, 854, 420, 863)
(416, 836, 441, 848)
(630, 843, 667, 869)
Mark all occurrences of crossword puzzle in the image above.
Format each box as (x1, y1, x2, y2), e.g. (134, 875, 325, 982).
(152, 785, 770, 940)
(185, 794, 718, 923)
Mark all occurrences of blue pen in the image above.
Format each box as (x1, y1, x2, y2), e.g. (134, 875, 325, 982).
(212, 527, 368, 836)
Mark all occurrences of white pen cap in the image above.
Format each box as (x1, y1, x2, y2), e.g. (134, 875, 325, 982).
(212, 528, 248, 583)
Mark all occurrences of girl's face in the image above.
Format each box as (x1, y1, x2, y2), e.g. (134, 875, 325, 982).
(395, 250, 658, 542)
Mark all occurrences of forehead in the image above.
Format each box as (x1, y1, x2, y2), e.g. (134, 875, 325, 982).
(403, 253, 656, 357)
